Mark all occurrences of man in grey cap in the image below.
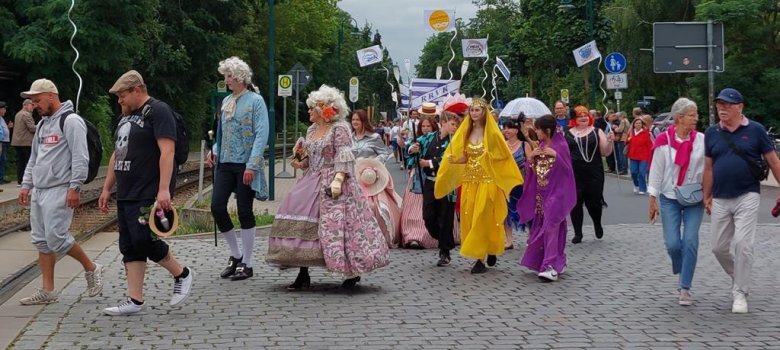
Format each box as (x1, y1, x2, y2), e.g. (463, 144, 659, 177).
(12, 99, 36, 186)
(704, 87, 780, 313)
(17, 78, 103, 305)
(99, 70, 194, 316)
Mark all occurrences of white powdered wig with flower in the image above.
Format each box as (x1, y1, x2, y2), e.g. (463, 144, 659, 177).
(306, 84, 350, 122)
(217, 56, 253, 84)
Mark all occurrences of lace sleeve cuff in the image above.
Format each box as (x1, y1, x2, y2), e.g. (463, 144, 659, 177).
(334, 147, 356, 174)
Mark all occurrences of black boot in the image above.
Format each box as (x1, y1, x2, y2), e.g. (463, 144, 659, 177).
(571, 234, 583, 244)
(342, 276, 361, 288)
(220, 256, 242, 278)
(287, 267, 310, 291)
(487, 255, 497, 267)
(595, 226, 604, 239)
(230, 263, 253, 281)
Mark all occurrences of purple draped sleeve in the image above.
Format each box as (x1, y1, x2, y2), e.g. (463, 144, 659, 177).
(517, 131, 577, 225)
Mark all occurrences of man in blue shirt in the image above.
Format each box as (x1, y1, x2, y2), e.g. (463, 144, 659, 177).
(703, 88, 780, 314)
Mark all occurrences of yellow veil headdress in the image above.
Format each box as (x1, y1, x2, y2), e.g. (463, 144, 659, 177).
(434, 98, 523, 199)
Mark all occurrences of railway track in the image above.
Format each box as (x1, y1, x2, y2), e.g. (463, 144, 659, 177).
(0, 167, 212, 305)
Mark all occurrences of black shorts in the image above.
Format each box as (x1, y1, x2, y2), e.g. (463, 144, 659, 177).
(117, 199, 170, 263)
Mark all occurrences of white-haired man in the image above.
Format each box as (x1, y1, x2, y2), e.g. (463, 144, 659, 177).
(704, 87, 780, 313)
(17, 79, 103, 305)
(206, 56, 269, 281)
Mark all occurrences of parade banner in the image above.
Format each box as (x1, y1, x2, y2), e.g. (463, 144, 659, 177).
(461, 38, 489, 58)
(495, 57, 511, 81)
(400, 78, 461, 111)
(356, 45, 383, 67)
(424, 9, 455, 33)
(572, 40, 601, 67)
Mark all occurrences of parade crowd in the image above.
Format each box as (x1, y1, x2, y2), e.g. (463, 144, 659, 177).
(10, 55, 780, 317)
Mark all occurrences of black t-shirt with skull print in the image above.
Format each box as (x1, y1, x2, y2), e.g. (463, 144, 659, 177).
(113, 98, 177, 201)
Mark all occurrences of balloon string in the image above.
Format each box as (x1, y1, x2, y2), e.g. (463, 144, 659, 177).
(67, 0, 83, 112)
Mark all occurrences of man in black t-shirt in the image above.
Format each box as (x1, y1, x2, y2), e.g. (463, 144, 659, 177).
(98, 70, 194, 316)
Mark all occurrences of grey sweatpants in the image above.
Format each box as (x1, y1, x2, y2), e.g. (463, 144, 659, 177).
(30, 186, 75, 254)
(710, 192, 760, 298)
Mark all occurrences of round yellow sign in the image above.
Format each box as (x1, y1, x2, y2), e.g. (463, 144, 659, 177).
(279, 76, 292, 89)
(428, 10, 451, 32)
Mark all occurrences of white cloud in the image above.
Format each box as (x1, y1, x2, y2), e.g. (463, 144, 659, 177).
(338, 0, 479, 78)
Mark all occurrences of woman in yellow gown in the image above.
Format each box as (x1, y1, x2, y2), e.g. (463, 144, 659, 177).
(434, 98, 524, 273)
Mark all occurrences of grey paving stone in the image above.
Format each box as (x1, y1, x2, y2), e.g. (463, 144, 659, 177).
(8, 223, 780, 349)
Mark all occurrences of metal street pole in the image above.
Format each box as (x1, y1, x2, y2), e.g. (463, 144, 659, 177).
(267, 0, 276, 200)
(588, 0, 596, 108)
(707, 20, 716, 126)
(337, 21, 344, 92)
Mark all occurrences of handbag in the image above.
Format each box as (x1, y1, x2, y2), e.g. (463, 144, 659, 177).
(667, 134, 703, 206)
(718, 127, 769, 181)
(674, 183, 703, 206)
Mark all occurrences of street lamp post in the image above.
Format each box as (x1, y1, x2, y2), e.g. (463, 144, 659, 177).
(337, 18, 360, 92)
(560, 0, 596, 108)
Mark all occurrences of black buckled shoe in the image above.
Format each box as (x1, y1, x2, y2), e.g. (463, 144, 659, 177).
(230, 263, 253, 281)
(220, 256, 242, 278)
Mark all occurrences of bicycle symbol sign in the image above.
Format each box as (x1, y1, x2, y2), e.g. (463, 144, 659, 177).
(606, 73, 628, 90)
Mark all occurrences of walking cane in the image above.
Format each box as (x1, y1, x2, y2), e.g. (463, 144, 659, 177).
(208, 129, 217, 247)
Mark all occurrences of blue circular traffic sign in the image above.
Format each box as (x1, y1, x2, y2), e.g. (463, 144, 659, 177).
(605, 52, 627, 74)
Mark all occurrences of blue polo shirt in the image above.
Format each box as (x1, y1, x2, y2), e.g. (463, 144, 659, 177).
(704, 119, 773, 199)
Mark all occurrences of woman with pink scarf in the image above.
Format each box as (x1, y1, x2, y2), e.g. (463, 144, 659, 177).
(648, 98, 705, 306)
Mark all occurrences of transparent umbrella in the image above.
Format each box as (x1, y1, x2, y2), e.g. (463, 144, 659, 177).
(498, 97, 551, 119)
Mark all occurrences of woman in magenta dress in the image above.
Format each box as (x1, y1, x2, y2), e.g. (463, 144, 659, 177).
(518, 115, 576, 282)
(267, 85, 389, 290)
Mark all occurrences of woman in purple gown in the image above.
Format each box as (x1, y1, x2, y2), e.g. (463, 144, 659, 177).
(518, 115, 576, 282)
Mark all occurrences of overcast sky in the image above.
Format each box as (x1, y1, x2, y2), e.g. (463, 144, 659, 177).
(338, 0, 480, 78)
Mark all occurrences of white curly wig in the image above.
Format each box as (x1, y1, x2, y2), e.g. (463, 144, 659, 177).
(217, 56, 253, 85)
(305, 84, 350, 121)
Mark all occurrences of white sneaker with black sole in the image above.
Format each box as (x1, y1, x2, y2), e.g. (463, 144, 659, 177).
(170, 267, 194, 306)
(104, 298, 145, 316)
(538, 265, 559, 282)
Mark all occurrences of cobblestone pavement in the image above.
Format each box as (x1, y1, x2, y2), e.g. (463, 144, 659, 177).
(8, 224, 780, 350)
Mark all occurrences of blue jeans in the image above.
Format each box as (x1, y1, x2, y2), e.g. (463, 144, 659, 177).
(614, 142, 627, 172)
(629, 160, 648, 192)
(0, 142, 8, 181)
(659, 195, 704, 290)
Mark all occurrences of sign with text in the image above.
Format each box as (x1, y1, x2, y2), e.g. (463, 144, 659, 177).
(278, 75, 292, 97)
(399, 79, 461, 111)
(349, 77, 359, 103)
(606, 73, 628, 90)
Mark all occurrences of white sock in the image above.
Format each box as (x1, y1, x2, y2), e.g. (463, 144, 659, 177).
(221, 230, 241, 259)
(240, 228, 256, 268)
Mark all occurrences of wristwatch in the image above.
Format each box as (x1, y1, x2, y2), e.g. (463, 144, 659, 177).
(70, 186, 81, 193)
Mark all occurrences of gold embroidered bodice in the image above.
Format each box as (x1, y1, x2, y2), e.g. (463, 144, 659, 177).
(463, 142, 493, 183)
(532, 154, 554, 187)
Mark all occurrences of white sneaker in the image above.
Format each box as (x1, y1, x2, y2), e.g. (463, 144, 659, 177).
(19, 288, 58, 305)
(85, 263, 104, 297)
(732, 292, 748, 313)
(104, 298, 144, 316)
(170, 267, 194, 306)
(538, 265, 558, 282)
(633, 187, 639, 194)
(638, 191, 647, 195)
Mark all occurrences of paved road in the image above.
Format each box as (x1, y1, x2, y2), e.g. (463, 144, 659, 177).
(386, 158, 780, 225)
(9, 223, 780, 349)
